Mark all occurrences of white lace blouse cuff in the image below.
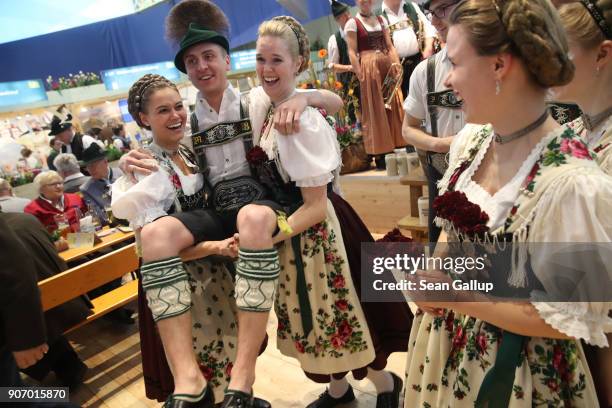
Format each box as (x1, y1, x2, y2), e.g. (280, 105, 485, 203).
(130, 207, 168, 230)
(532, 301, 612, 347)
(295, 173, 334, 188)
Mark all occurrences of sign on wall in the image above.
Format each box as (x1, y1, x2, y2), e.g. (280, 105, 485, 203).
(101, 61, 182, 91)
(0, 79, 47, 108)
(230, 49, 257, 72)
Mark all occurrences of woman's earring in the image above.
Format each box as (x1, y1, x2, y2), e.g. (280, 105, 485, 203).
(495, 80, 501, 96)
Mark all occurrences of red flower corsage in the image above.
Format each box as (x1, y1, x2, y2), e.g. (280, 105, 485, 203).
(433, 191, 490, 237)
(376, 228, 413, 242)
(246, 146, 269, 166)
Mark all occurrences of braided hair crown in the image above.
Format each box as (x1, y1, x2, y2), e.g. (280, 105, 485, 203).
(127, 74, 178, 129)
(451, 0, 575, 88)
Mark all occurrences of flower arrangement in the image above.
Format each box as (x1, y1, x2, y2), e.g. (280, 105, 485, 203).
(335, 123, 355, 150)
(0, 167, 36, 187)
(46, 71, 102, 91)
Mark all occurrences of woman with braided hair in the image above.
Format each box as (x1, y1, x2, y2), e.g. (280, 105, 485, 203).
(402, 0, 612, 406)
(115, 2, 348, 407)
(112, 74, 244, 408)
(232, 15, 412, 408)
(553, 1, 612, 174)
(552, 2, 612, 405)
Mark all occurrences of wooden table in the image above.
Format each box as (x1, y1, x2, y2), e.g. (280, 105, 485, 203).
(60, 227, 135, 263)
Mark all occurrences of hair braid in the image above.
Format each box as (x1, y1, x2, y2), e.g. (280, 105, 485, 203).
(451, 0, 574, 88)
(127, 74, 178, 129)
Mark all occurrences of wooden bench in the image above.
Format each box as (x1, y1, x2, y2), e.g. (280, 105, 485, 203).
(398, 173, 429, 242)
(39, 243, 140, 333)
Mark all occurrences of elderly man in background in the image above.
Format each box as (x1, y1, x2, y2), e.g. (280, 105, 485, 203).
(0, 178, 30, 213)
(80, 144, 123, 222)
(54, 153, 90, 193)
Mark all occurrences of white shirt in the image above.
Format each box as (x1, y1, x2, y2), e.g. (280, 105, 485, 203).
(63, 134, 103, 154)
(327, 31, 344, 66)
(403, 48, 465, 137)
(450, 127, 549, 230)
(192, 84, 251, 186)
(381, 0, 436, 58)
(344, 14, 388, 33)
(249, 87, 340, 188)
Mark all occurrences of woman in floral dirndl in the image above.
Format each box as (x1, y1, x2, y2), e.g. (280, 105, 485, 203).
(111, 74, 240, 405)
(245, 16, 411, 408)
(553, 1, 612, 174)
(403, 1, 612, 407)
(552, 2, 612, 405)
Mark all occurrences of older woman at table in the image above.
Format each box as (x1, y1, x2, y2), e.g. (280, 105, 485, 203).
(24, 171, 87, 251)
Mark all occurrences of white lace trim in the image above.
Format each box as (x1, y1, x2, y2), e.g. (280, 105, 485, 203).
(131, 207, 168, 230)
(295, 173, 335, 188)
(531, 299, 612, 347)
(457, 128, 556, 231)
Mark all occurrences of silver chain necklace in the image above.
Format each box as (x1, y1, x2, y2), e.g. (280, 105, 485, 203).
(581, 106, 612, 131)
(494, 111, 549, 144)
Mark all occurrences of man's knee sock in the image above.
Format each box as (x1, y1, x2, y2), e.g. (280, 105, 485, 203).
(141, 257, 191, 322)
(234, 248, 280, 312)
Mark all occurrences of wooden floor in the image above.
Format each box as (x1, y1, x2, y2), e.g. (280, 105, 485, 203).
(28, 307, 408, 407)
(25, 168, 412, 407)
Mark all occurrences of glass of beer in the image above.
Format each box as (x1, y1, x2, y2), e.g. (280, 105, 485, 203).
(54, 214, 70, 239)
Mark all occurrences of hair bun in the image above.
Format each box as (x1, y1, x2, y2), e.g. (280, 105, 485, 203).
(501, 0, 574, 87)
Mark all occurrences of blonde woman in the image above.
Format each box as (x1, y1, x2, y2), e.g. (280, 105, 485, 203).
(226, 15, 411, 408)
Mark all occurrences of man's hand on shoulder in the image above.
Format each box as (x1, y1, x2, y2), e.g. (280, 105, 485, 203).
(118, 148, 157, 182)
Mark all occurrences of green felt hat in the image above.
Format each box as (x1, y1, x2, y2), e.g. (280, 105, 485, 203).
(174, 23, 230, 73)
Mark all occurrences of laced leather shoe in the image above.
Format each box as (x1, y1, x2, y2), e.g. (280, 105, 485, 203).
(305, 385, 355, 408)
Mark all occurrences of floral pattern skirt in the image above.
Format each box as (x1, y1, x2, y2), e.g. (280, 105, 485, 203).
(404, 309, 599, 407)
(187, 260, 239, 403)
(275, 200, 375, 378)
(137, 260, 239, 404)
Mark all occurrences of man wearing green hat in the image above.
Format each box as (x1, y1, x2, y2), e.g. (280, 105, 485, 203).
(119, 1, 343, 407)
